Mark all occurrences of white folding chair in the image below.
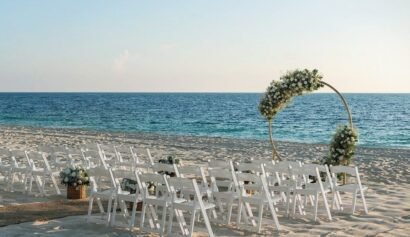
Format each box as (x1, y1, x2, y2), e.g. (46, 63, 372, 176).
(130, 147, 153, 173)
(208, 163, 240, 225)
(87, 167, 117, 225)
(25, 151, 61, 196)
(110, 169, 142, 229)
(137, 173, 173, 236)
(263, 162, 294, 216)
(8, 150, 30, 192)
(330, 165, 368, 214)
(167, 177, 215, 237)
(97, 144, 118, 168)
(236, 170, 281, 233)
(291, 166, 332, 221)
(0, 148, 12, 190)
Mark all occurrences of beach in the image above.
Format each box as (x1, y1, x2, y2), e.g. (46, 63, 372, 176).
(0, 125, 409, 236)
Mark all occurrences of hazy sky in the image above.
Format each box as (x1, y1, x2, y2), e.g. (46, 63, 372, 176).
(1, 1, 409, 92)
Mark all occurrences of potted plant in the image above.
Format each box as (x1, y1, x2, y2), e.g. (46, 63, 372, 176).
(60, 167, 90, 199)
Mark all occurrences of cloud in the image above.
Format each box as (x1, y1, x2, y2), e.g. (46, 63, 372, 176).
(113, 50, 129, 74)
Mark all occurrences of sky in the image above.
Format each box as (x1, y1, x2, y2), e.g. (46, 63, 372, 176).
(0, 0, 409, 93)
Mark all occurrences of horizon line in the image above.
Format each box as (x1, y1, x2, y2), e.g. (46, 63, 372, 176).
(0, 91, 409, 94)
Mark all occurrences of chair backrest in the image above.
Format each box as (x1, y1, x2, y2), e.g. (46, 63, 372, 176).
(276, 160, 302, 169)
(98, 144, 117, 160)
(167, 177, 202, 202)
(81, 150, 102, 168)
(292, 166, 326, 191)
(235, 171, 265, 196)
(114, 145, 134, 163)
(208, 165, 238, 193)
(136, 172, 170, 198)
(236, 162, 265, 174)
(208, 159, 232, 170)
(88, 167, 116, 191)
(83, 143, 99, 152)
(178, 165, 208, 187)
(264, 162, 292, 184)
(303, 163, 333, 188)
(250, 158, 275, 166)
(10, 150, 27, 167)
(330, 165, 363, 187)
(25, 151, 51, 170)
(112, 169, 138, 193)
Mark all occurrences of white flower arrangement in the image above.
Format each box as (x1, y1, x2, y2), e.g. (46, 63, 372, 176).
(259, 69, 324, 120)
(320, 125, 358, 166)
(60, 167, 90, 187)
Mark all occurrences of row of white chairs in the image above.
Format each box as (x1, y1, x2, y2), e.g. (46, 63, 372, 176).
(0, 144, 155, 196)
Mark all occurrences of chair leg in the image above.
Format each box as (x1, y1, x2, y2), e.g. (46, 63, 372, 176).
(188, 210, 197, 237)
(140, 202, 148, 230)
(352, 191, 358, 214)
(129, 200, 138, 230)
(96, 198, 105, 213)
(237, 200, 243, 225)
(267, 199, 280, 231)
(321, 192, 332, 221)
(226, 199, 233, 224)
(87, 196, 94, 222)
(286, 190, 291, 217)
(50, 175, 61, 195)
(106, 195, 114, 225)
(257, 204, 264, 233)
(314, 193, 319, 221)
(201, 208, 215, 237)
(111, 197, 118, 226)
(360, 189, 368, 214)
(160, 205, 167, 236)
(167, 206, 175, 236)
(292, 193, 297, 217)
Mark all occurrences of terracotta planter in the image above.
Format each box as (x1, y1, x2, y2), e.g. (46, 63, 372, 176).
(67, 185, 87, 199)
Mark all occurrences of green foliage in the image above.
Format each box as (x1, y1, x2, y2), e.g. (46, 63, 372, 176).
(159, 155, 180, 165)
(60, 167, 90, 187)
(320, 125, 358, 166)
(258, 69, 324, 120)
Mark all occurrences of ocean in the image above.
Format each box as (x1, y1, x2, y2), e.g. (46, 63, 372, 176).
(0, 93, 408, 148)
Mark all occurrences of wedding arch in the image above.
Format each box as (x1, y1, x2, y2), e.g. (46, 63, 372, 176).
(258, 69, 358, 166)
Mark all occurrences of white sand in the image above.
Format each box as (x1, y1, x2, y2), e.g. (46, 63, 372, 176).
(0, 125, 409, 236)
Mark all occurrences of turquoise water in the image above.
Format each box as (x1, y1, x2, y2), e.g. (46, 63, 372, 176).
(0, 93, 408, 148)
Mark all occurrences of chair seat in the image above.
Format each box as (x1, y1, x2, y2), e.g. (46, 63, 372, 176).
(173, 201, 216, 211)
(335, 184, 367, 192)
(242, 194, 281, 204)
(213, 191, 239, 200)
(91, 189, 115, 198)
